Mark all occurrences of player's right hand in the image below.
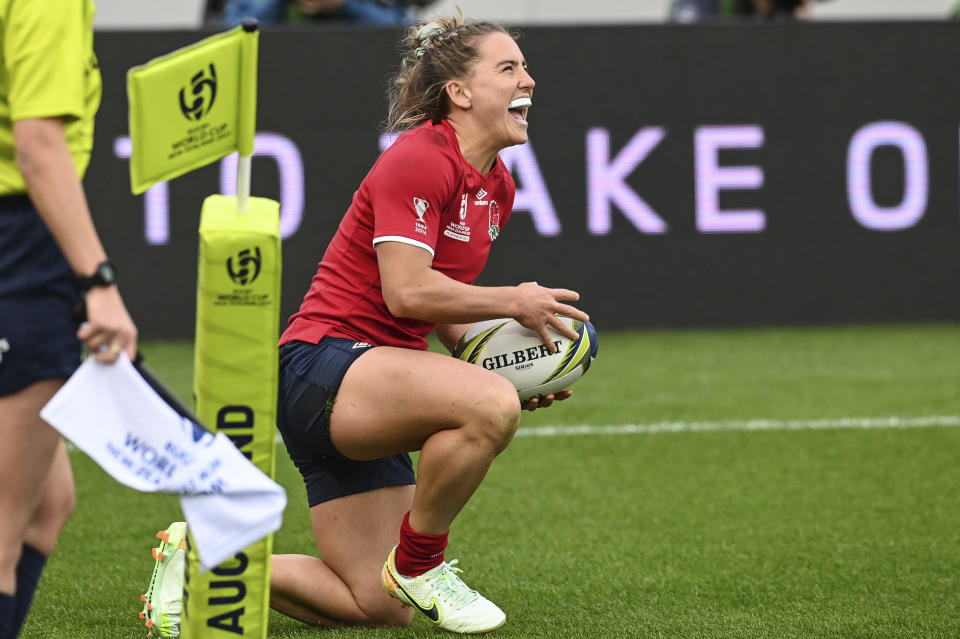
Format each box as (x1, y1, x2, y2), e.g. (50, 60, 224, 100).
(512, 281, 589, 352)
(522, 389, 573, 411)
(77, 286, 138, 363)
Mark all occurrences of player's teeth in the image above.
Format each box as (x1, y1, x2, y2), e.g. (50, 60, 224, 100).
(509, 97, 531, 110)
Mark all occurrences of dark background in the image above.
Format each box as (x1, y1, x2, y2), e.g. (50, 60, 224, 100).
(87, 23, 960, 338)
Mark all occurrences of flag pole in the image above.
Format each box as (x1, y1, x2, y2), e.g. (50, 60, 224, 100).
(237, 18, 259, 214)
(237, 156, 252, 213)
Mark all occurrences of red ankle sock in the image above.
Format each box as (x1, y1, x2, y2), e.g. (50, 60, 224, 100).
(395, 511, 448, 577)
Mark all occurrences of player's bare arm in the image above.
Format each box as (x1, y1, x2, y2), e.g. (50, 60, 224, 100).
(376, 241, 587, 348)
(434, 323, 472, 353)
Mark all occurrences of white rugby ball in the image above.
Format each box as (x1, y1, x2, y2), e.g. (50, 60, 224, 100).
(453, 317, 598, 401)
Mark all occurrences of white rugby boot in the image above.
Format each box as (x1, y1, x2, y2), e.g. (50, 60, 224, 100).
(381, 546, 506, 634)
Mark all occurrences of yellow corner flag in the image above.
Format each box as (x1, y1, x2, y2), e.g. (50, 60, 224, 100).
(127, 22, 258, 194)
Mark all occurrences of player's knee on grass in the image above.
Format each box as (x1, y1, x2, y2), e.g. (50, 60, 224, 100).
(358, 591, 414, 627)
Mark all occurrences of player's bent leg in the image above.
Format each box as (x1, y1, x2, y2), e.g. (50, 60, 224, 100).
(0, 380, 66, 593)
(329, 348, 517, 632)
(270, 555, 367, 627)
(270, 485, 415, 628)
(332, 347, 520, 460)
(331, 347, 521, 535)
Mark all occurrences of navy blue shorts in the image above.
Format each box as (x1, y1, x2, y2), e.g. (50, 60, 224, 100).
(277, 338, 415, 507)
(0, 196, 82, 396)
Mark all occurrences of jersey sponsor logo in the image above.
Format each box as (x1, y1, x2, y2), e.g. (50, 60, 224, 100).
(474, 187, 488, 205)
(179, 64, 218, 121)
(0, 337, 9, 364)
(488, 200, 501, 240)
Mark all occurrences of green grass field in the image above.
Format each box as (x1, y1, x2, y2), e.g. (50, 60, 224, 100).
(22, 323, 960, 638)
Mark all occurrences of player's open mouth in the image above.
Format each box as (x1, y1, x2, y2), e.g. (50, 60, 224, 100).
(508, 97, 531, 124)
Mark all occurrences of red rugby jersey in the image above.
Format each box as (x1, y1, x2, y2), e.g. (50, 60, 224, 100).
(281, 120, 515, 350)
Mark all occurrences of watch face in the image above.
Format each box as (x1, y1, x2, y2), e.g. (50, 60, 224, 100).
(81, 260, 117, 289)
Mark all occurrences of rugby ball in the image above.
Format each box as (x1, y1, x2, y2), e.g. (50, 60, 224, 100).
(453, 317, 598, 401)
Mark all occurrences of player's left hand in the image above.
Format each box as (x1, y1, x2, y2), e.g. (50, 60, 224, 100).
(522, 389, 572, 411)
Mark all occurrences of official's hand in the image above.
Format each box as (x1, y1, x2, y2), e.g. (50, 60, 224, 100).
(77, 286, 138, 363)
(513, 282, 589, 352)
(521, 389, 573, 411)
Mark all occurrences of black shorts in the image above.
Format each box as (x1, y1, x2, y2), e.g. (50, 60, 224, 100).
(0, 196, 82, 396)
(277, 338, 416, 507)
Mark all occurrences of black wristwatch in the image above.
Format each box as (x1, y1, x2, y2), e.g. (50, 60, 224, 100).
(77, 259, 117, 292)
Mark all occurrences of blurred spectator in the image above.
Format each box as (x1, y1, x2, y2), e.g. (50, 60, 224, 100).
(220, 0, 436, 27)
(671, 0, 822, 22)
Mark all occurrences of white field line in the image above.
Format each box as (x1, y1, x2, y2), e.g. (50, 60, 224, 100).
(513, 415, 960, 438)
(64, 415, 960, 453)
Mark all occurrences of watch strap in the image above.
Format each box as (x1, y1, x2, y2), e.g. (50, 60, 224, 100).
(77, 259, 117, 292)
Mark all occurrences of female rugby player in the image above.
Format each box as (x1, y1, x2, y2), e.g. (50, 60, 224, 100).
(269, 13, 587, 634)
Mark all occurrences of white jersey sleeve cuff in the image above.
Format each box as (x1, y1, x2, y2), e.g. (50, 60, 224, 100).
(372, 235, 435, 258)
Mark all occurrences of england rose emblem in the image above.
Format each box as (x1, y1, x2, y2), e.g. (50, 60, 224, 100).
(488, 201, 500, 240)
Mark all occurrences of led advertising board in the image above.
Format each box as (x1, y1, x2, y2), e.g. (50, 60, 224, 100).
(88, 24, 960, 337)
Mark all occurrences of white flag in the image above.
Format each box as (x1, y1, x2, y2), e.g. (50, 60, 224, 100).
(41, 355, 286, 572)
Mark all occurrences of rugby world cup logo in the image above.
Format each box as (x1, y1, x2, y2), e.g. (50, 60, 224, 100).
(179, 64, 218, 121)
(227, 247, 261, 285)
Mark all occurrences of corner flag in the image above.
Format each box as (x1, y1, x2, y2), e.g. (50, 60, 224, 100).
(127, 22, 258, 194)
